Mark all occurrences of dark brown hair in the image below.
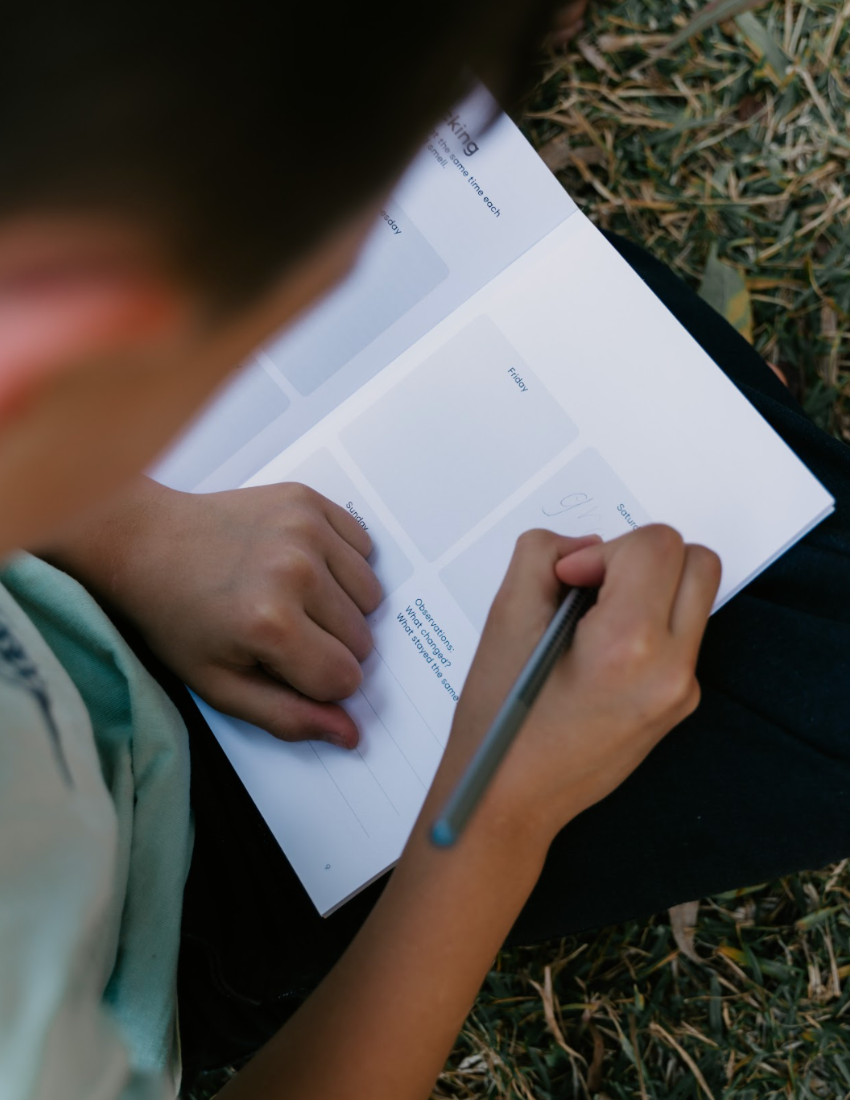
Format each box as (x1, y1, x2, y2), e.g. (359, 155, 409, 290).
(0, 2, 560, 305)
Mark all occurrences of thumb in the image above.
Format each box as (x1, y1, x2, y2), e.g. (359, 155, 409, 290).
(554, 540, 610, 590)
(195, 665, 361, 749)
(485, 531, 602, 649)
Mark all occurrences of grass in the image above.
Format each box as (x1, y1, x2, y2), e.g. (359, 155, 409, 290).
(436, 866, 850, 1099)
(185, 3, 849, 1096)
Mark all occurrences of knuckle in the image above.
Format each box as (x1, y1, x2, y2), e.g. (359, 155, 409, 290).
(367, 574, 384, 612)
(283, 481, 319, 507)
(291, 510, 326, 545)
(503, 529, 559, 595)
(359, 568, 383, 613)
(245, 598, 289, 646)
(350, 620, 374, 663)
(357, 525, 374, 556)
(683, 679, 702, 716)
(642, 523, 684, 557)
(279, 486, 328, 537)
(609, 623, 656, 671)
(307, 652, 363, 702)
(331, 657, 363, 700)
(659, 663, 699, 712)
(279, 547, 319, 590)
(691, 544, 722, 585)
(514, 528, 556, 557)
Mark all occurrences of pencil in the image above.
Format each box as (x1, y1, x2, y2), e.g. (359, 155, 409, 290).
(430, 585, 598, 847)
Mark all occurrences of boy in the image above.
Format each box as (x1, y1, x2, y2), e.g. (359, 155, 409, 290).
(1, 5, 848, 1099)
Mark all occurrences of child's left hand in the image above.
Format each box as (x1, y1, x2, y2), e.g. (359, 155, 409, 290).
(39, 477, 383, 747)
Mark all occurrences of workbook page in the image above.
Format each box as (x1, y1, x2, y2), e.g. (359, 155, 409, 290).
(200, 213, 833, 915)
(151, 88, 575, 493)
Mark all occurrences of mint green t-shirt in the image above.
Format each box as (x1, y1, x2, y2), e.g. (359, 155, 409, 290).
(0, 553, 193, 1100)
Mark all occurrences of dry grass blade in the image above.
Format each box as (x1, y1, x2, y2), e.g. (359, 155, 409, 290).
(582, 1008, 606, 1093)
(669, 900, 703, 963)
(649, 1021, 718, 1099)
(528, 966, 588, 1065)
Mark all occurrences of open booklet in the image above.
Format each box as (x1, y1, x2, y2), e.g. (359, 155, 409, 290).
(152, 88, 834, 916)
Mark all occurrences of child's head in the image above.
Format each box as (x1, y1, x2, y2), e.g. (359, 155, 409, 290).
(0, 1, 558, 552)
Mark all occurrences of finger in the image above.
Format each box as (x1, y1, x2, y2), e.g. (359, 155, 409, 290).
(467, 532, 604, 709)
(324, 534, 383, 615)
(555, 524, 687, 630)
(321, 496, 373, 558)
(251, 611, 364, 702)
(196, 665, 360, 748)
(305, 564, 374, 663)
(489, 531, 603, 636)
(669, 544, 722, 650)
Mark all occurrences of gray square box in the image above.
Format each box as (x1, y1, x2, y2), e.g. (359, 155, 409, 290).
(265, 199, 449, 397)
(441, 447, 652, 631)
(340, 316, 579, 561)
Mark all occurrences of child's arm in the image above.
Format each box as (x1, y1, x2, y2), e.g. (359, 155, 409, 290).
(37, 476, 382, 746)
(219, 525, 721, 1100)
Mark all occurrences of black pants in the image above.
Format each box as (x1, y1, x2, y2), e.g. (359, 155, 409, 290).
(175, 233, 850, 1086)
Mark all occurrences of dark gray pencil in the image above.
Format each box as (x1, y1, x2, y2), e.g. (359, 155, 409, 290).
(430, 586, 598, 847)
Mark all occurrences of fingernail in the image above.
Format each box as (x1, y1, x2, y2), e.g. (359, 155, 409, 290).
(325, 732, 350, 749)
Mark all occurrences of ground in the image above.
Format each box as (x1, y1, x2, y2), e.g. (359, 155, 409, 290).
(185, 2, 850, 1096)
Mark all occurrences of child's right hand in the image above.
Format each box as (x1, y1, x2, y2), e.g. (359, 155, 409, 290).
(220, 530, 721, 1100)
(440, 525, 722, 847)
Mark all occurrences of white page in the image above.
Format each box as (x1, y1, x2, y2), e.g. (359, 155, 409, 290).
(151, 88, 575, 492)
(202, 212, 832, 916)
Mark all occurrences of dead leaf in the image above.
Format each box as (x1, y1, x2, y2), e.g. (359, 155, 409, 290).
(736, 92, 762, 121)
(538, 132, 573, 173)
(669, 900, 702, 962)
(571, 145, 606, 166)
(698, 244, 754, 344)
(577, 38, 619, 79)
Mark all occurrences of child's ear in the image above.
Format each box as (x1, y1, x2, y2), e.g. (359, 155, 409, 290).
(0, 218, 184, 420)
